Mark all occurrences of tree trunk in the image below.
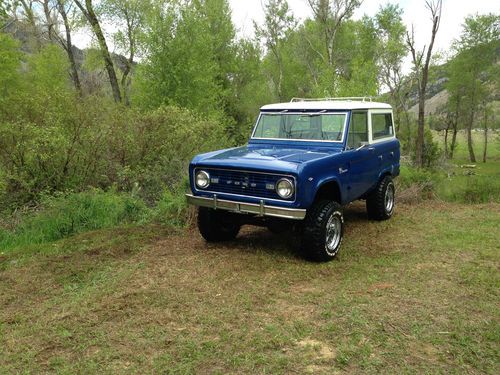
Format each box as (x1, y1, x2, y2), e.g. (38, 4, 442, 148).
(482, 107, 488, 163)
(467, 97, 476, 162)
(74, 0, 122, 103)
(415, 87, 425, 167)
(450, 122, 458, 159)
(57, 0, 82, 95)
(394, 108, 401, 134)
(444, 126, 449, 158)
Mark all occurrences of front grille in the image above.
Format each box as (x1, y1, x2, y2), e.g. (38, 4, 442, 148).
(195, 168, 295, 201)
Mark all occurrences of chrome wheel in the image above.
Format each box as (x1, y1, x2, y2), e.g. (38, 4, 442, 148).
(385, 182, 395, 213)
(325, 213, 342, 255)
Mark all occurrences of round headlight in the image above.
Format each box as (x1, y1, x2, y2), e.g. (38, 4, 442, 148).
(276, 178, 294, 199)
(195, 170, 210, 188)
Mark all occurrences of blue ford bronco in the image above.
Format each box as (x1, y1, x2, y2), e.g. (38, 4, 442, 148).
(186, 98, 400, 262)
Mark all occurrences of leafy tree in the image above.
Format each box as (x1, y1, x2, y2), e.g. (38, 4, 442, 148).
(306, 0, 362, 68)
(375, 4, 408, 136)
(446, 13, 499, 163)
(74, 0, 122, 102)
(254, 0, 296, 101)
(98, 0, 150, 105)
(35, 0, 82, 94)
(0, 33, 22, 114)
(133, 0, 236, 119)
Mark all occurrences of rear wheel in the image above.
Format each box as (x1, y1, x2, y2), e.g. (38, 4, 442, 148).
(197, 207, 241, 242)
(301, 200, 344, 262)
(366, 175, 395, 221)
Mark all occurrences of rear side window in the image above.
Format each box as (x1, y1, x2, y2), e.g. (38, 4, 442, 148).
(371, 113, 394, 140)
(347, 112, 368, 149)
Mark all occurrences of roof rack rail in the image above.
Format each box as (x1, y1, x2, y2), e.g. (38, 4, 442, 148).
(290, 97, 374, 103)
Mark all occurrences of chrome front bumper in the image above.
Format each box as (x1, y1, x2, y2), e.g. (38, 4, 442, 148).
(186, 194, 306, 220)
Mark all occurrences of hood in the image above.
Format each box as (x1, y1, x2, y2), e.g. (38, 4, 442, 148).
(192, 143, 343, 173)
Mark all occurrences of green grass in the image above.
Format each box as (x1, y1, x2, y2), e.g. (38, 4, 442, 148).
(397, 130, 500, 203)
(1, 202, 499, 374)
(435, 131, 500, 203)
(0, 190, 148, 252)
(0, 189, 190, 253)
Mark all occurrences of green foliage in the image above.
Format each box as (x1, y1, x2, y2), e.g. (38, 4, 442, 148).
(422, 128, 443, 168)
(0, 98, 228, 207)
(147, 184, 190, 227)
(0, 190, 147, 251)
(133, 0, 235, 116)
(444, 14, 500, 161)
(0, 33, 22, 112)
(438, 176, 500, 204)
(398, 165, 439, 193)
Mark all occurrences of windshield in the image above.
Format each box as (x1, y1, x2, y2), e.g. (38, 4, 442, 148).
(252, 113, 347, 142)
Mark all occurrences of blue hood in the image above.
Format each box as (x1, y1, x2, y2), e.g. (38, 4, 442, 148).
(191, 142, 343, 173)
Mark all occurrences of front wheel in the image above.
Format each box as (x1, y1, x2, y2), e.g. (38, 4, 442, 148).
(366, 175, 395, 221)
(197, 207, 241, 242)
(301, 200, 344, 262)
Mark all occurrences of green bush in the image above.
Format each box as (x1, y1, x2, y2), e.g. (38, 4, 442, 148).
(147, 184, 191, 227)
(0, 187, 197, 252)
(398, 165, 440, 189)
(437, 176, 500, 204)
(0, 98, 230, 208)
(0, 190, 147, 251)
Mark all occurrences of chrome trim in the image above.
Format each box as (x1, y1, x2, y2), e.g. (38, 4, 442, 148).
(186, 194, 306, 220)
(250, 111, 349, 143)
(192, 167, 297, 203)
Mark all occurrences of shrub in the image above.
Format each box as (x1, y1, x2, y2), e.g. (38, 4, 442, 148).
(0, 190, 147, 251)
(437, 176, 500, 204)
(0, 99, 230, 208)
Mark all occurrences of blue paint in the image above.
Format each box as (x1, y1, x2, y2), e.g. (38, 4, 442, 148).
(189, 109, 400, 211)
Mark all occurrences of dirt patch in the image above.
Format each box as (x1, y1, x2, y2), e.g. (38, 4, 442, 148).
(297, 339, 337, 361)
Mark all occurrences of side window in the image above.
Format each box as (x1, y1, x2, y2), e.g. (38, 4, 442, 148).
(371, 113, 394, 140)
(347, 112, 368, 149)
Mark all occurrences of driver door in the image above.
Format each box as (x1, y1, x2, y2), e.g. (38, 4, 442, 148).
(345, 111, 379, 201)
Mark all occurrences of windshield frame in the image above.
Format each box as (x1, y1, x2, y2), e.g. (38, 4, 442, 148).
(250, 111, 349, 143)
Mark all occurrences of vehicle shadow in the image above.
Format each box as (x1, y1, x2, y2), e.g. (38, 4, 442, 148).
(222, 201, 371, 260)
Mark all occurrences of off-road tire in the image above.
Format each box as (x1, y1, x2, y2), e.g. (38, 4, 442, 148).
(301, 200, 344, 262)
(197, 207, 241, 242)
(366, 175, 395, 221)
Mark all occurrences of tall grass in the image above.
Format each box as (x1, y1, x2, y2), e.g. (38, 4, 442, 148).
(0, 189, 192, 253)
(0, 191, 147, 251)
(437, 175, 500, 203)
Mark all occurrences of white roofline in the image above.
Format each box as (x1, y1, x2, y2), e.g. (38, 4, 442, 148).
(261, 100, 392, 111)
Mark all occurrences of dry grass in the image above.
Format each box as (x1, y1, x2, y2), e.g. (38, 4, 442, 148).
(1, 202, 499, 374)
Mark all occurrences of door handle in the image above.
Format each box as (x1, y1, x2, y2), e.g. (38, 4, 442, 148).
(368, 147, 375, 152)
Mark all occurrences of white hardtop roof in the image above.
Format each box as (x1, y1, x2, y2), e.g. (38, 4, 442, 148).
(261, 99, 392, 111)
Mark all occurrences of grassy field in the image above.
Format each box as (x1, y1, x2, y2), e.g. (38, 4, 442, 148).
(398, 132, 500, 203)
(1, 201, 499, 374)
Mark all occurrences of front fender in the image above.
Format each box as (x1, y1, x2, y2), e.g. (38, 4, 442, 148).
(298, 155, 350, 208)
